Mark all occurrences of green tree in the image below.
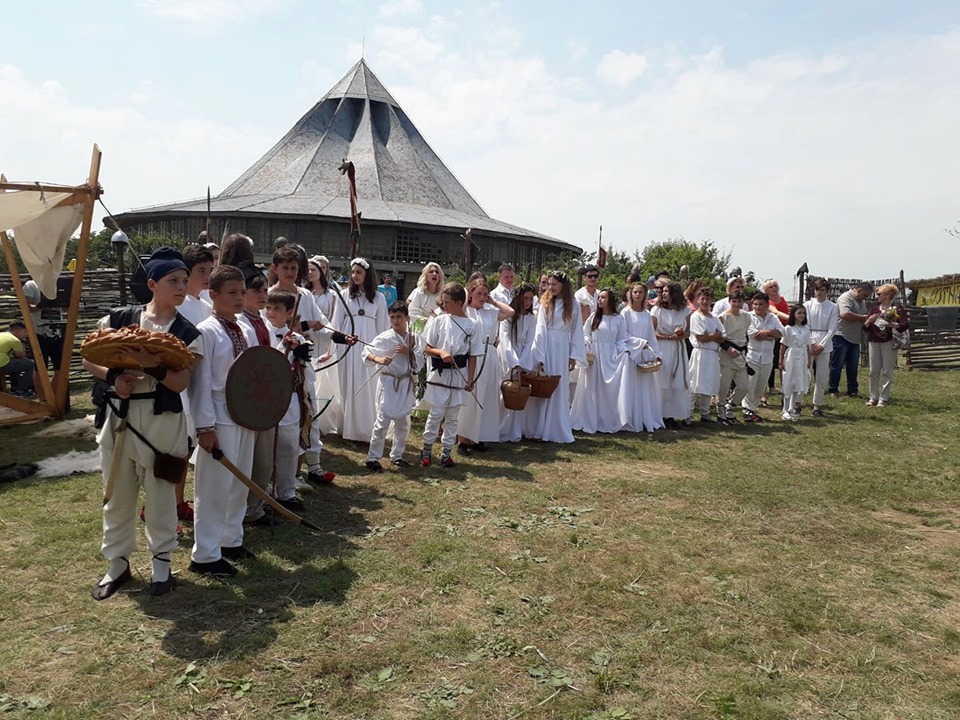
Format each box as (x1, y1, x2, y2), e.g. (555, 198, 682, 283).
(636, 237, 733, 297)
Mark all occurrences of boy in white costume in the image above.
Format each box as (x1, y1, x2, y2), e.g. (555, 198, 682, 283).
(802, 279, 838, 417)
(421, 283, 482, 468)
(717, 291, 751, 423)
(190, 265, 258, 577)
(688, 288, 725, 422)
(84, 247, 202, 600)
(363, 301, 425, 471)
(742, 292, 784, 422)
(263, 289, 317, 510)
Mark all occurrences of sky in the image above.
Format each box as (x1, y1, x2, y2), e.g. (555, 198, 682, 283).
(2, 0, 959, 297)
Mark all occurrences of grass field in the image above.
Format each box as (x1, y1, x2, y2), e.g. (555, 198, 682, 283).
(1, 369, 959, 719)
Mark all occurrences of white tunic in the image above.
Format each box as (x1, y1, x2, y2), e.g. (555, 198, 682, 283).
(781, 324, 812, 394)
(618, 307, 663, 433)
(803, 298, 839, 350)
(650, 305, 691, 418)
(571, 314, 628, 434)
(458, 305, 502, 443)
(491, 283, 513, 306)
(529, 299, 587, 443)
(746, 311, 784, 365)
(688, 311, 725, 395)
(362, 329, 424, 420)
(331, 289, 389, 442)
(407, 287, 441, 324)
(189, 315, 258, 430)
(498, 312, 537, 442)
(422, 313, 482, 409)
(179, 294, 212, 327)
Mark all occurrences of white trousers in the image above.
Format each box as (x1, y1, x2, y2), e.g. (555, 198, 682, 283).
(368, 412, 411, 462)
(100, 426, 178, 564)
(192, 423, 254, 562)
(718, 357, 748, 417)
(246, 427, 276, 520)
(423, 405, 460, 454)
(742, 361, 773, 412)
(274, 424, 301, 501)
(691, 393, 713, 418)
(810, 350, 831, 405)
(869, 341, 897, 402)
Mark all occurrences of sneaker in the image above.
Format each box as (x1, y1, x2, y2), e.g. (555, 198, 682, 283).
(743, 411, 761, 423)
(680, 418, 694, 428)
(294, 475, 314, 493)
(812, 408, 825, 418)
(220, 546, 256, 561)
(365, 460, 384, 473)
(781, 411, 797, 422)
(847, 392, 861, 398)
(877, 400, 887, 407)
(307, 469, 336, 485)
(456, 443, 473, 455)
(794, 405, 802, 416)
(189, 558, 237, 577)
(700, 415, 716, 423)
(866, 399, 877, 406)
(391, 458, 411, 468)
(177, 501, 194, 523)
(278, 496, 305, 512)
(473, 442, 489, 452)
(440, 454, 455, 468)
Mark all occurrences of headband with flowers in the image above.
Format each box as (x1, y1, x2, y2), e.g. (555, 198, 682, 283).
(351, 257, 370, 270)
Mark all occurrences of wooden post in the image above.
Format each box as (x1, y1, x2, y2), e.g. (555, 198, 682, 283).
(54, 144, 102, 416)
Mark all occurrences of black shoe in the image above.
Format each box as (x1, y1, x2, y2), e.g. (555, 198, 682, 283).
(847, 392, 861, 398)
(91, 564, 131, 601)
(365, 460, 384, 472)
(700, 416, 716, 424)
(812, 408, 825, 418)
(680, 418, 694, 428)
(278, 496, 305, 512)
(189, 558, 237, 577)
(391, 458, 411, 468)
(221, 546, 256, 561)
(149, 574, 177, 597)
(473, 442, 489, 452)
(456, 443, 473, 455)
(246, 511, 282, 527)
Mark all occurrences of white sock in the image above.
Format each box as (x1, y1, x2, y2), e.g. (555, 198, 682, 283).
(100, 557, 129, 586)
(151, 552, 171, 583)
(305, 451, 321, 472)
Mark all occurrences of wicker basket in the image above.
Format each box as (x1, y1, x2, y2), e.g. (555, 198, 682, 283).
(637, 358, 663, 374)
(521, 369, 561, 398)
(500, 373, 532, 411)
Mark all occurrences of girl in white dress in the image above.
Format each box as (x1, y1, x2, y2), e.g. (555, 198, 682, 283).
(571, 289, 629, 434)
(688, 287, 725, 422)
(307, 256, 342, 434)
(331, 258, 388, 442)
(529, 272, 587, 444)
(619, 282, 664, 435)
(779, 305, 812, 422)
(499, 284, 538, 442)
(458, 277, 515, 452)
(651, 281, 692, 427)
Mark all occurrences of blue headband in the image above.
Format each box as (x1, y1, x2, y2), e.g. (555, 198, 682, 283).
(145, 246, 188, 282)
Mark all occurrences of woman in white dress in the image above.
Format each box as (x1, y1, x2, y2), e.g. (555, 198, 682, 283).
(331, 258, 388, 442)
(529, 272, 587, 444)
(571, 289, 629, 434)
(651, 281, 692, 427)
(619, 282, 664, 435)
(307, 255, 342, 434)
(407, 262, 445, 416)
(499, 284, 538, 442)
(458, 277, 514, 452)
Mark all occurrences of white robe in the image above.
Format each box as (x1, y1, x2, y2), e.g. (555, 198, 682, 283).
(618, 307, 663, 433)
(571, 314, 628, 434)
(651, 305, 691, 419)
(499, 312, 536, 442)
(781, 324, 812, 394)
(311, 289, 344, 435)
(529, 299, 587, 443)
(688, 312, 724, 396)
(458, 305, 501, 443)
(331, 289, 388, 442)
(362, 328, 424, 420)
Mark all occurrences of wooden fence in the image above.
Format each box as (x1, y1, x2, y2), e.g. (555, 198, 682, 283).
(1, 269, 124, 388)
(905, 306, 960, 370)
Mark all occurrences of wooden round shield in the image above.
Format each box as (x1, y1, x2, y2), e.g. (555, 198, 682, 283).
(225, 346, 295, 431)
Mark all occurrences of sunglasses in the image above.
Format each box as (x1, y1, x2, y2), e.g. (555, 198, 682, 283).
(586, 273, 599, 279)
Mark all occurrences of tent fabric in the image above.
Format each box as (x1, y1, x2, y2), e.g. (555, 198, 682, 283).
(0, 190, 83, 297)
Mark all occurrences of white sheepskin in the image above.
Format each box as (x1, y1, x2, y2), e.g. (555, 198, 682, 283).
(36, 449, 101, 478)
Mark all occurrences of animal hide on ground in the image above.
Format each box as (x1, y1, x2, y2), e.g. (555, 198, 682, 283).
(35, 449, 101, 478)
(35, 416, 98, 442)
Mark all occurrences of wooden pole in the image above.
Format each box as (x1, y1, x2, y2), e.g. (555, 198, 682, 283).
(0, 229, 56, 413)
(54, 144, 103, 417)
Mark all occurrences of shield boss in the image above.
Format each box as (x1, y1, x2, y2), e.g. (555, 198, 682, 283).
(225, 345, 295, 431)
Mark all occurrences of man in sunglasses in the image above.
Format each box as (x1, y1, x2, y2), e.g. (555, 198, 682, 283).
(575, 265, 601, 324)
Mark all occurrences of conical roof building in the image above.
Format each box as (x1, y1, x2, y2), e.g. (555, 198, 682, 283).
(115, 60, 579, 280)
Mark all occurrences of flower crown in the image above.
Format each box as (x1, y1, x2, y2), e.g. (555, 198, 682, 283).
(551, 270, 568, 282)
(350, 257, 370, 270)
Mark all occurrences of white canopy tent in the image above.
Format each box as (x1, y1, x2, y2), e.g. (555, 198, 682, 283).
(0, 145, 102, 423)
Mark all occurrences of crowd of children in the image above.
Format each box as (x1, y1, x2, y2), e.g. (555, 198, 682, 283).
(84, 241, 909, 599)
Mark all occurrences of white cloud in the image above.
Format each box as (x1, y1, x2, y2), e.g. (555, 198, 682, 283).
(596, 49, 649, 86)
(568, 38, 588, 61)
(136, 0, 289, 29)
(377, 0, 422, 19)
